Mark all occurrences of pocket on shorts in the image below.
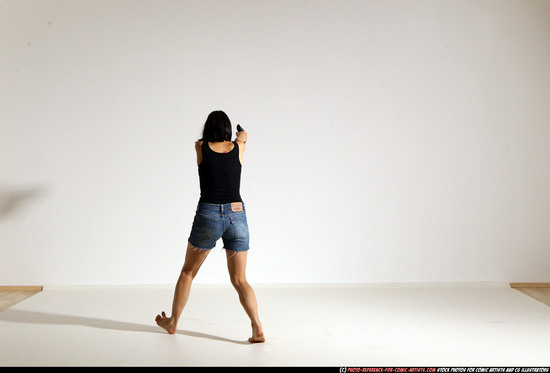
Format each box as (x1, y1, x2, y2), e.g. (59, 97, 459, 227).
(192, 213, 218, 240)
(230, 216, 249, 239)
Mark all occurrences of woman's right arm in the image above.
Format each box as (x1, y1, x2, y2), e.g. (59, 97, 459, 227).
(236, 131, 246, 165)
(195, 140, 203, 165)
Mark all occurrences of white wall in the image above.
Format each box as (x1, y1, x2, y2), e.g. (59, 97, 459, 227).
(2, 0, 549, 285)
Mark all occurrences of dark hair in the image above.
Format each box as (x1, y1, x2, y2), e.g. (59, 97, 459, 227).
(199, 110, 232, 142)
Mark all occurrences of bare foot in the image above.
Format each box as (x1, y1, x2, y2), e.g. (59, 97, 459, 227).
(155, 311, 177, 334)
(248, 323, 265, 343)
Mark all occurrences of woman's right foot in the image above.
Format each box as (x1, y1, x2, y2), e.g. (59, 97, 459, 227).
(155, 311, 177, 334)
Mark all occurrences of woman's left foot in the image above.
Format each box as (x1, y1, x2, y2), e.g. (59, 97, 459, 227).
(249, 323, 265, 343)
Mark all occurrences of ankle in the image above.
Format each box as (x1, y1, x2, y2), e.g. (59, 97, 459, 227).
(252, 322, 263, 333)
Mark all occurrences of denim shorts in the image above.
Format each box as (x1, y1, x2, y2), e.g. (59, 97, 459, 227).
(188, 202, 250, 252)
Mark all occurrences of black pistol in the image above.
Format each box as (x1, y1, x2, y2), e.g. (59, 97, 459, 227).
(237, 124, 245, 132)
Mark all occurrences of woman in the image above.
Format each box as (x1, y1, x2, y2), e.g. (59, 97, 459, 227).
(155, 110, 265, 343)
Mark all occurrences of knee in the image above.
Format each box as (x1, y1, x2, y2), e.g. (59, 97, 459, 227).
(230, 276, 248, 291)
(180, 268, 197, 281)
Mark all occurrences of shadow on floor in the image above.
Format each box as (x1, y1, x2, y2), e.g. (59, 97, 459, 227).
(0, 309, 249, 345)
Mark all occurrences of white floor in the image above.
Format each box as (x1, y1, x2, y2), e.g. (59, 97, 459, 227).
(1, 283, 550, 367)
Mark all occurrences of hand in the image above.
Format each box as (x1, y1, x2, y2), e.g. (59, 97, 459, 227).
(236, 130, 247, 144)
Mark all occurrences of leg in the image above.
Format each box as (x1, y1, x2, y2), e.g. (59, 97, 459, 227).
(156, 242, 210, 334)
(226, 250, 265, 343)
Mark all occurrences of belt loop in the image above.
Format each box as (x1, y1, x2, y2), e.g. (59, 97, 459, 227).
(220, 204, 224, 214)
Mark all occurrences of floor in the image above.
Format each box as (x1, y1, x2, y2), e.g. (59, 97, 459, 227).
(513, 287, 550, 308)
(1, 283, 550, 367)
(0, 289, 42, 312)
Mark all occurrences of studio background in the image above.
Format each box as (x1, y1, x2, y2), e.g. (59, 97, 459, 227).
(2, 0, 549, 286)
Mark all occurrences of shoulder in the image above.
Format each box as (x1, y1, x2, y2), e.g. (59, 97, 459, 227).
(195, 140, 204, 149)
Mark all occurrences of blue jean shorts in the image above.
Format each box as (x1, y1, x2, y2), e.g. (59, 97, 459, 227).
(188, 202, 250, 252)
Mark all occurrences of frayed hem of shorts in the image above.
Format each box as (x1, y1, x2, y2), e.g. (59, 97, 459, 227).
(223, 247, 248, 257)
(188, 242, 212, 253)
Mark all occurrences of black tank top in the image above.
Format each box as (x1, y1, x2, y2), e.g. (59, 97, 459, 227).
(198, 141, 242, 204)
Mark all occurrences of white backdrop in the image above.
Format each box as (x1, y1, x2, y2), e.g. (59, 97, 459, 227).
(2, 0, 550, 285)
